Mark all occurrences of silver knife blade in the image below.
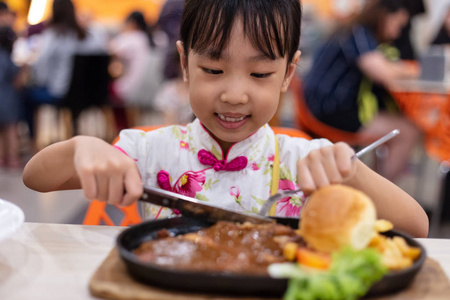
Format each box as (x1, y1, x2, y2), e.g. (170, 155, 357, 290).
(139, 186, 274, 224)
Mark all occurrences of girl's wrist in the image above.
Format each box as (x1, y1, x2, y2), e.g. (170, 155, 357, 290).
(343, 160, 364, 188)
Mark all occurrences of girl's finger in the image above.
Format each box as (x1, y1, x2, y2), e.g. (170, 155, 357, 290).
(121, 166, 143, 206)
(320, 147, 343, 184)
(334, 144, 355, 179)
(108, 174, 124, 206)
(78, 168, 97, 200)
(297, 161, 316, 195)
(308, 154, 330, 189)
(96, 174, 109, 203)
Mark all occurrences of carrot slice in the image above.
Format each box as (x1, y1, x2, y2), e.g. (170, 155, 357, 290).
(296, 247, 332, 270)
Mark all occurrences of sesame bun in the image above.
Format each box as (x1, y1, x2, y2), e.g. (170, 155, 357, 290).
(300, 184, 376, 253)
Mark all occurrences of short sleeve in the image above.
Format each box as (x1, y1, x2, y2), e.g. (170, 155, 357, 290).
(114, 129, 151, 173)
(277, 134, 333, 166)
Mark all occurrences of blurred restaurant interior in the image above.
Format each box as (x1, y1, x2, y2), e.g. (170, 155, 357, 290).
(0, 0, 449, 238)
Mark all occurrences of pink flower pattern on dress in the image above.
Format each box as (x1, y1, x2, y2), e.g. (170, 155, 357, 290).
(230, 185, 243, 206)
(173, 171, 206, 197)
(276, 179, 304, 217)
(180, 141, 189, 149)
(251, 162, 260, 170)
(157, 170, 172, 191)
(230, 186, 240, 198)
(157, 170, 206, 214)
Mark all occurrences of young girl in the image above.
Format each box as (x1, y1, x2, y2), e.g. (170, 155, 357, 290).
(23, 0, 428, 237)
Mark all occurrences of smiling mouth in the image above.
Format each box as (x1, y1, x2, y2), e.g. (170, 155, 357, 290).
(216, 113, 248, 122)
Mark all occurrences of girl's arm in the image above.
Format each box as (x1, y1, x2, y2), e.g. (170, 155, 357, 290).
(297, 143, 429, 238)
(345, 161, 429, 238)
(23, 136, 143, 206)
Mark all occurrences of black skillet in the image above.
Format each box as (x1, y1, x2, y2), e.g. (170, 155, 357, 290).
(117, 216, 426, 297)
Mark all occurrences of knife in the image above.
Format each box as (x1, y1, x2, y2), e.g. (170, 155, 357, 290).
(139, 186, 274, 224)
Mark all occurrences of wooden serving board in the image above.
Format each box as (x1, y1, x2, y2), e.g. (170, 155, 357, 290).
(89, 248, 450, 300)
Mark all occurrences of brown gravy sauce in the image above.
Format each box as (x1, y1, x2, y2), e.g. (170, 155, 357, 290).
(134, 221, 304, 275)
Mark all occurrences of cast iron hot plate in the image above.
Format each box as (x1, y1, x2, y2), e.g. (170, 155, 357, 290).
(116, 216, 426, 297)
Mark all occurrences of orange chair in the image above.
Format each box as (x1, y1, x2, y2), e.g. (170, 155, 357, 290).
(290, 75, 380, 146)
(82, 200, 142, 226)
(272, 126, 311, 140)
(391, 90, 450, 162)
(82, 124, 311, 226)
(390, 89, 450, 234)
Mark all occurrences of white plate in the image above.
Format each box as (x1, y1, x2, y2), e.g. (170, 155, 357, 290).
(0, 198, 25, 243)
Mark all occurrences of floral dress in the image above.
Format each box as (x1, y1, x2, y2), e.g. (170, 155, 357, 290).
(114, 119, 331, 219)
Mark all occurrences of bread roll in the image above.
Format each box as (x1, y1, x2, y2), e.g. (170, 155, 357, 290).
(300, 184, 376, 253)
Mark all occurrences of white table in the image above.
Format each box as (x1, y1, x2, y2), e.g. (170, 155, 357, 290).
(0, 223, 122, 300)
(0, 223, 449, 300)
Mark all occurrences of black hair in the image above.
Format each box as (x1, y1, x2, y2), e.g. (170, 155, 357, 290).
(0, 1, 8, 12)
(50, 0, 86, 40)
(126, 11, 147, 32)
(126, 11, 156, 47)
(0, 26, 16, 54)
(179, 0, 302, 64)
(351, 0, 408, 41)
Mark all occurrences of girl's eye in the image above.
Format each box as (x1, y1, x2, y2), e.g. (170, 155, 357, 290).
(202, 68, 223, 75)
(251, 73, 271, 79)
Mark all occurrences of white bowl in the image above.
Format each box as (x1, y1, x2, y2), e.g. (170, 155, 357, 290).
(0, 198, 25, 242)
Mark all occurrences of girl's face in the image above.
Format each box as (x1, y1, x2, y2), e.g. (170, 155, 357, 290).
(177, 19, 300, 153)
(381, 9, 409, 42)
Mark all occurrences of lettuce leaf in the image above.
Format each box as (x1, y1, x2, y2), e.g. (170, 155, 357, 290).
(282, 247, 387, 300)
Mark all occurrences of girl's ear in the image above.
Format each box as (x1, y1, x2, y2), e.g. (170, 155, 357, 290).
(281, 50, 301, 93)
(176, 41, 189, 83)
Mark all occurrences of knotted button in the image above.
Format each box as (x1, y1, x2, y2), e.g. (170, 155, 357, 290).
(198, 149, 247, 171)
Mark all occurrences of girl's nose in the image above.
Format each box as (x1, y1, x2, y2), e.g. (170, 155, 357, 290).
(220, 79, 249, 105)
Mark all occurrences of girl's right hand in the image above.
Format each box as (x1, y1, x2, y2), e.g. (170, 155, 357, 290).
(297, 142, 357, 196)
(73, 136, 143, 206)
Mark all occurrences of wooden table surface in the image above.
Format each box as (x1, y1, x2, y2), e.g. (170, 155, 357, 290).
(0, 222, 449, 300)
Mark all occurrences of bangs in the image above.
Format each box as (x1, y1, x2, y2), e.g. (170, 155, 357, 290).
(180, 0, 301, 61)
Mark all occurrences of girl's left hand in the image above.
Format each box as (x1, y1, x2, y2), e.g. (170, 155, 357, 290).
(297, 142, 357, 195)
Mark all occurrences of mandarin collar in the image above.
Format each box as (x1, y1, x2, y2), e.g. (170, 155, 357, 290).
(191, 118, 272, 160)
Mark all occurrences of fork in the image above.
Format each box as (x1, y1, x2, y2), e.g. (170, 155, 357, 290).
(258, 129, 400, 216)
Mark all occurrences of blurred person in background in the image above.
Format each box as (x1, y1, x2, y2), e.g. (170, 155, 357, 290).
(0, 1, 15, 27)
(302, 0, 421, 181)
(157, 0, 184, 47)
(76, 9, 109, 49)
(153, 51, 192, 125)
(150, 0, 191, 126)
(24, 0, 105, 140)
(392, 0, 425, 60)
(432, 6, 450, 45)
(0, 1, 7, 24)
(109, 10, 164, 130)
(156, 0, 184, 79)
(0, 26, 22, 168)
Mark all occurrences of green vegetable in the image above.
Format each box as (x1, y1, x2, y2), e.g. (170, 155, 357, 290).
(282, 247, 387, 300)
